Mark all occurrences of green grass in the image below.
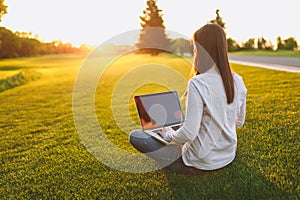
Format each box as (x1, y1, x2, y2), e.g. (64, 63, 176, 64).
(229, 50, 300, 58)
(0, 53, 299, 199)
(0, 69, 41, 92)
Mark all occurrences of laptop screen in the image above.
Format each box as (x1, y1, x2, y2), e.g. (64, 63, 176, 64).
(134, 91, 184, 130)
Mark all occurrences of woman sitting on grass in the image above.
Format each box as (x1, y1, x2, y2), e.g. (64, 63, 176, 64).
(130, 23, 247, 174)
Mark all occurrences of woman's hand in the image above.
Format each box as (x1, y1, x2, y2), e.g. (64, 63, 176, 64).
(157, 127, 174, 139)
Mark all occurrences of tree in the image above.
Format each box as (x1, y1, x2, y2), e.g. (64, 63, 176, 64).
(136, 0, 170, 55)
(227, 38, 241, 52)
(257, 37, 267, 50)
(243, 38, 256, 50)
(18, 37, 41, 57)
(209, 9, 226, 30)
(276, 36, 298, 50)
(276, 36, 284, 50)
(0, 27, 20, 58)
(283, 37, 298, 50)
(0, 0, 7, 22)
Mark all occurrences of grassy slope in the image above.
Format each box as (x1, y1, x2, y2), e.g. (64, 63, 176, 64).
(0, 54, 299, 199)
(0, 70, 42, 92)
(229, 50, 300, 58)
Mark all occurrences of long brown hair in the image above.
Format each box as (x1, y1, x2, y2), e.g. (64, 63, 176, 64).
(193, 24, 234, 104)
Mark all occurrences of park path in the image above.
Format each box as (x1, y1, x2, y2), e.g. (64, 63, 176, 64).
(229, 55, 300, 73)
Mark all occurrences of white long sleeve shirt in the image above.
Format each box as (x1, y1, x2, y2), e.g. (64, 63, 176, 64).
(164, 72, 247, 170)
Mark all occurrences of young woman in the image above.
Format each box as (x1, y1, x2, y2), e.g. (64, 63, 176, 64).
(130, 24, 247, 174)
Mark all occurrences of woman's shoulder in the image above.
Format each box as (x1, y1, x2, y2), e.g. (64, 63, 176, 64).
(189, 74, 208, 85)
(189, 73, 221, 93)
(232, 73, 245, 84)
(232, 72, 247, 93)
(190, 73, 222, 85)
(232, 72, 243, 80)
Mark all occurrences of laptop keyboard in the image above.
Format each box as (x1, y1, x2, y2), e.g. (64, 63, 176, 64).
(153, 125, 180, 133)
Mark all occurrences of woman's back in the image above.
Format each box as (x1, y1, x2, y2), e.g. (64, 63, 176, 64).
(181, 72, 247, 170)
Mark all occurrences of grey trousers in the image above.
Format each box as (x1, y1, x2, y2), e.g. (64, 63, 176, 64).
(129, 130, 206, 175)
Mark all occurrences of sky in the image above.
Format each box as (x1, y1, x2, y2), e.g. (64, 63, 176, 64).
(1, 0, 299, 47)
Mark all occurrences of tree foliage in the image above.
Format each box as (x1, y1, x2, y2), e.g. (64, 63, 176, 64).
(0, 0, 7, 22)
(283, 37, 298, 50)
(277, 36, 285, 50)
(276, 36, 298, 50)
(0, 27, 85, 59)
(209, 9, 226, 29)
(227, 38, 241, 52)
(243, 38, 256, 50)
(257, 37, 267, 50)
(136, 0, 170, 55)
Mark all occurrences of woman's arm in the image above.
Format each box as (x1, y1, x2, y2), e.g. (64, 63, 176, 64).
(235, 99, 246, 128)
(235, 83, 247, 128)
(163, 79, 203, 144)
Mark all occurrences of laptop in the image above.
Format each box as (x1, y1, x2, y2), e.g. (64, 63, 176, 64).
(134, 91, 185, 144)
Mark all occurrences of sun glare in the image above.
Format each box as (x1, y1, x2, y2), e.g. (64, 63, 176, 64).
(1, 0, 299, 47)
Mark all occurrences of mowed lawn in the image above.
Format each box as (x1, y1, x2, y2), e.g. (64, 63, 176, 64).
(229, 49, 300, 58)
(0, 53, 299, 199)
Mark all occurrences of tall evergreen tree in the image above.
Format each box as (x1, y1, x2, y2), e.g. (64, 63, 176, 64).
(136, 0, 170, 55)
(209, 9, 226, 30)
(257, 37, 267, 50)
(276, 36, 284, 50)
(243, 38, 256, 50)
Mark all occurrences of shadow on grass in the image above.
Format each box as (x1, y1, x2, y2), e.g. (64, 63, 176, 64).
(0, 69, 41, 92)
(162, 154, 292, 199)
(0, 66, 26, 71)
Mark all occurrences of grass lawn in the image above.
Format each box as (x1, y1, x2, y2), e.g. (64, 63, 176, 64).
(0, 53, 299, 199)
(229, 50, 300, 58)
